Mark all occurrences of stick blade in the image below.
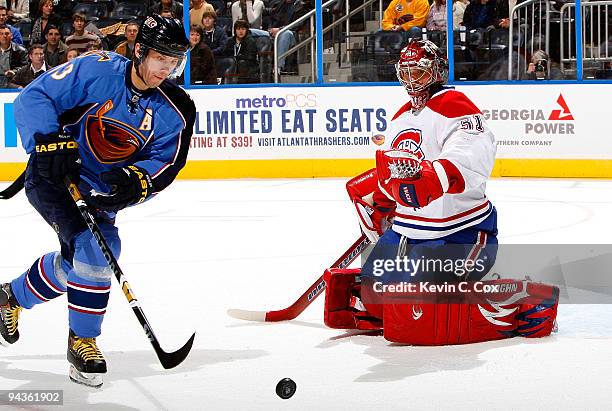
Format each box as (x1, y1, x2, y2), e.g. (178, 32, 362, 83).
(156, 332, 196, 369)
(227, 309, 267, 322)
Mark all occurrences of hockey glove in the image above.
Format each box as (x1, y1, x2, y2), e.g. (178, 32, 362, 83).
(347, 168, 396, 242)
(33, 132, 81, 184)
(376, 149, 443, 209)
(89, 165, 153, 211)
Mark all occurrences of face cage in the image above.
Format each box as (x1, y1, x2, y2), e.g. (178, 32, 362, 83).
(136, 46, 188, 80)
(395, 62, 439, 94)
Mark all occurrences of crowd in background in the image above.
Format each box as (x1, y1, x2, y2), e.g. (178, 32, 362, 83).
(0, 0, 604, 87)
(0, 0, 319, 87)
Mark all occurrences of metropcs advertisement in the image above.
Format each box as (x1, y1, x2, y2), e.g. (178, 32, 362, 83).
(0, 83, 611, 178)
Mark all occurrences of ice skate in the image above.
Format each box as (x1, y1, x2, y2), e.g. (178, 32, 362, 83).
(67, 329, 107, 388)
(0, 283, 22, 346)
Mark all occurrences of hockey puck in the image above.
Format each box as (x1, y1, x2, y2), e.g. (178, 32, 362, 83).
(275, 378, 297, 399)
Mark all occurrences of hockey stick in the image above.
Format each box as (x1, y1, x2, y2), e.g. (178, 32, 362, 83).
(0, 171, 25, 199)
(65, 178, 195, 369)
(227, 234, 371, 322)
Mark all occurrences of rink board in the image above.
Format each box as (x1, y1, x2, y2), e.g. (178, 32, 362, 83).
(0, 83, 610, 179)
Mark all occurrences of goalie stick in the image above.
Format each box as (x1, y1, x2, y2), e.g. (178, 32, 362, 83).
(65, 178, 195, 369)
(227, 234, 371, 322)
(0, 171, 25, 199)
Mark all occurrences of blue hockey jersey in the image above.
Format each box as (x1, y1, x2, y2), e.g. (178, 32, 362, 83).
(14, 51, 196, 195)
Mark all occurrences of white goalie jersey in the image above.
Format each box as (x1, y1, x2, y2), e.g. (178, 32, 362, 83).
(381, 87, 497, 239)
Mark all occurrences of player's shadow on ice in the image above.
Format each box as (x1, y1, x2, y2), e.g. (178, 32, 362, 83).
(0, 347, 267, 409)
(318, 331, 558, 383)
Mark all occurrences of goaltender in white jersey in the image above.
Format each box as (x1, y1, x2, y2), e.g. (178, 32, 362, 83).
(380, 85, 496, 239)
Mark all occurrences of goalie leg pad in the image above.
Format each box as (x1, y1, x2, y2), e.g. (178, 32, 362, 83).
(382, 280, 559, 345)
(323, 269, 382, 330)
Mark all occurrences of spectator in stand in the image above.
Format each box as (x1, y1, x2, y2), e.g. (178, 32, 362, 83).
(159, 8, 175, 18)
(0, 6, 21, 45)
(114, 20, 138, 60)
(31, 0, 61, 45)
(264, 0, 305, 74)
(462, 0, 500, 31)
(49, 0, 74, 20)
(65, 12, 99, 55)
(190, 24, 217, 84)
(0, 0, 29, 23)
(222, 19, 259, 83)
(524, 49, 562, 80)
(191, 0, 215, 29)
(43, 25, 68, 67)
(66, 45, 79, 61)
(426, 0, 467, 31)
(231, 0, 265, 31)
(382, 0, 430, 39)
(8, 43, 46, 88)
(152, 0, 184, 17)
(85, 38, 102, 52)
(201, 10, 228, 58)
(495, 0, 522, 29)
(0, 24, 27, 87)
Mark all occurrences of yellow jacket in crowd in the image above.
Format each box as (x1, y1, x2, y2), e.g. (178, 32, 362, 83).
(382, 0, 430, 31)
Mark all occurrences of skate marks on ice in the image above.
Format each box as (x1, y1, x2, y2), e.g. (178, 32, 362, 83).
(0, 348, 267, 410)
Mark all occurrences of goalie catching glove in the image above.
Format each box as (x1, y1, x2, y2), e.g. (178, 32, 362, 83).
(89, 165, 153, 211)
(346, 168, 396, 242)
(376, 149, 465, 208)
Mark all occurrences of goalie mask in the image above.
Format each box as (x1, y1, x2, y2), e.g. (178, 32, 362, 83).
(134, 14, 190, 80)
(395, 40, 449, 110)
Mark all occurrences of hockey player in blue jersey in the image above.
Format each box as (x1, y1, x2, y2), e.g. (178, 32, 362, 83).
(0, 14, 195, 388)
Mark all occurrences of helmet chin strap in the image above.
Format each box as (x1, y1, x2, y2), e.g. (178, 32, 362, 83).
(133, 47, 152, 89)
(408, 90, 430, 111)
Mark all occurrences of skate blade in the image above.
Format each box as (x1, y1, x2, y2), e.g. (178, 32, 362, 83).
(69, 365, 103, 389)
(0, 333, 16, 347)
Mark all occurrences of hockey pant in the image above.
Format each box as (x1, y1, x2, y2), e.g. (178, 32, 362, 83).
(10, 164, 120, 338)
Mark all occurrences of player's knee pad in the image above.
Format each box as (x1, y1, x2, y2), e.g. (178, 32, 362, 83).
(72, 224, 121, 282)
(323, 269, 382, 331)
(382, 280, 559, 345)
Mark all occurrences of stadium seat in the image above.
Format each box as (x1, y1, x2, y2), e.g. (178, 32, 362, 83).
(73, 3, 109, 20)
(60, 21, 73, 38)
(255, 35, 273, 83)
(15, 20, 32, 46)
(110, 2, 147, 21)
(216, 16, 233, 36)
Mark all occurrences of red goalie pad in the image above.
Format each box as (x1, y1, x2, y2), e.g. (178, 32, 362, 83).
(323, 269, 382, 331)
(382, 280, 559, 345)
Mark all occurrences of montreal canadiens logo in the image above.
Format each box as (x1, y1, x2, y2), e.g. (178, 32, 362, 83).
(391, 128, 424, 159)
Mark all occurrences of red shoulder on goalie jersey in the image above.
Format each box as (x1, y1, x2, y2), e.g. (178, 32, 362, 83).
(332, 40, 559, 345)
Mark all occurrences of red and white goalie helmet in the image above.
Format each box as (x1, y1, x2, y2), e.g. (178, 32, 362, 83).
(395, 39, 449, 95)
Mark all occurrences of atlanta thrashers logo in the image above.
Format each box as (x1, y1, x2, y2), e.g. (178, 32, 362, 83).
(391, 128, 424, 159)
(85, 100, 148, 163)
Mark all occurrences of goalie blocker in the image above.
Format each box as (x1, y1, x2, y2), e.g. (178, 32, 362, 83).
(323, 268, 558, 345)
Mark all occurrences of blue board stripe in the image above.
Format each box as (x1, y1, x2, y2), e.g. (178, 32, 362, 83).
(4, 103, 16, 148)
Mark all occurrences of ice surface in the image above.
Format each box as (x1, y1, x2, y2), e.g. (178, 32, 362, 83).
(1, 178, 611, 410)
